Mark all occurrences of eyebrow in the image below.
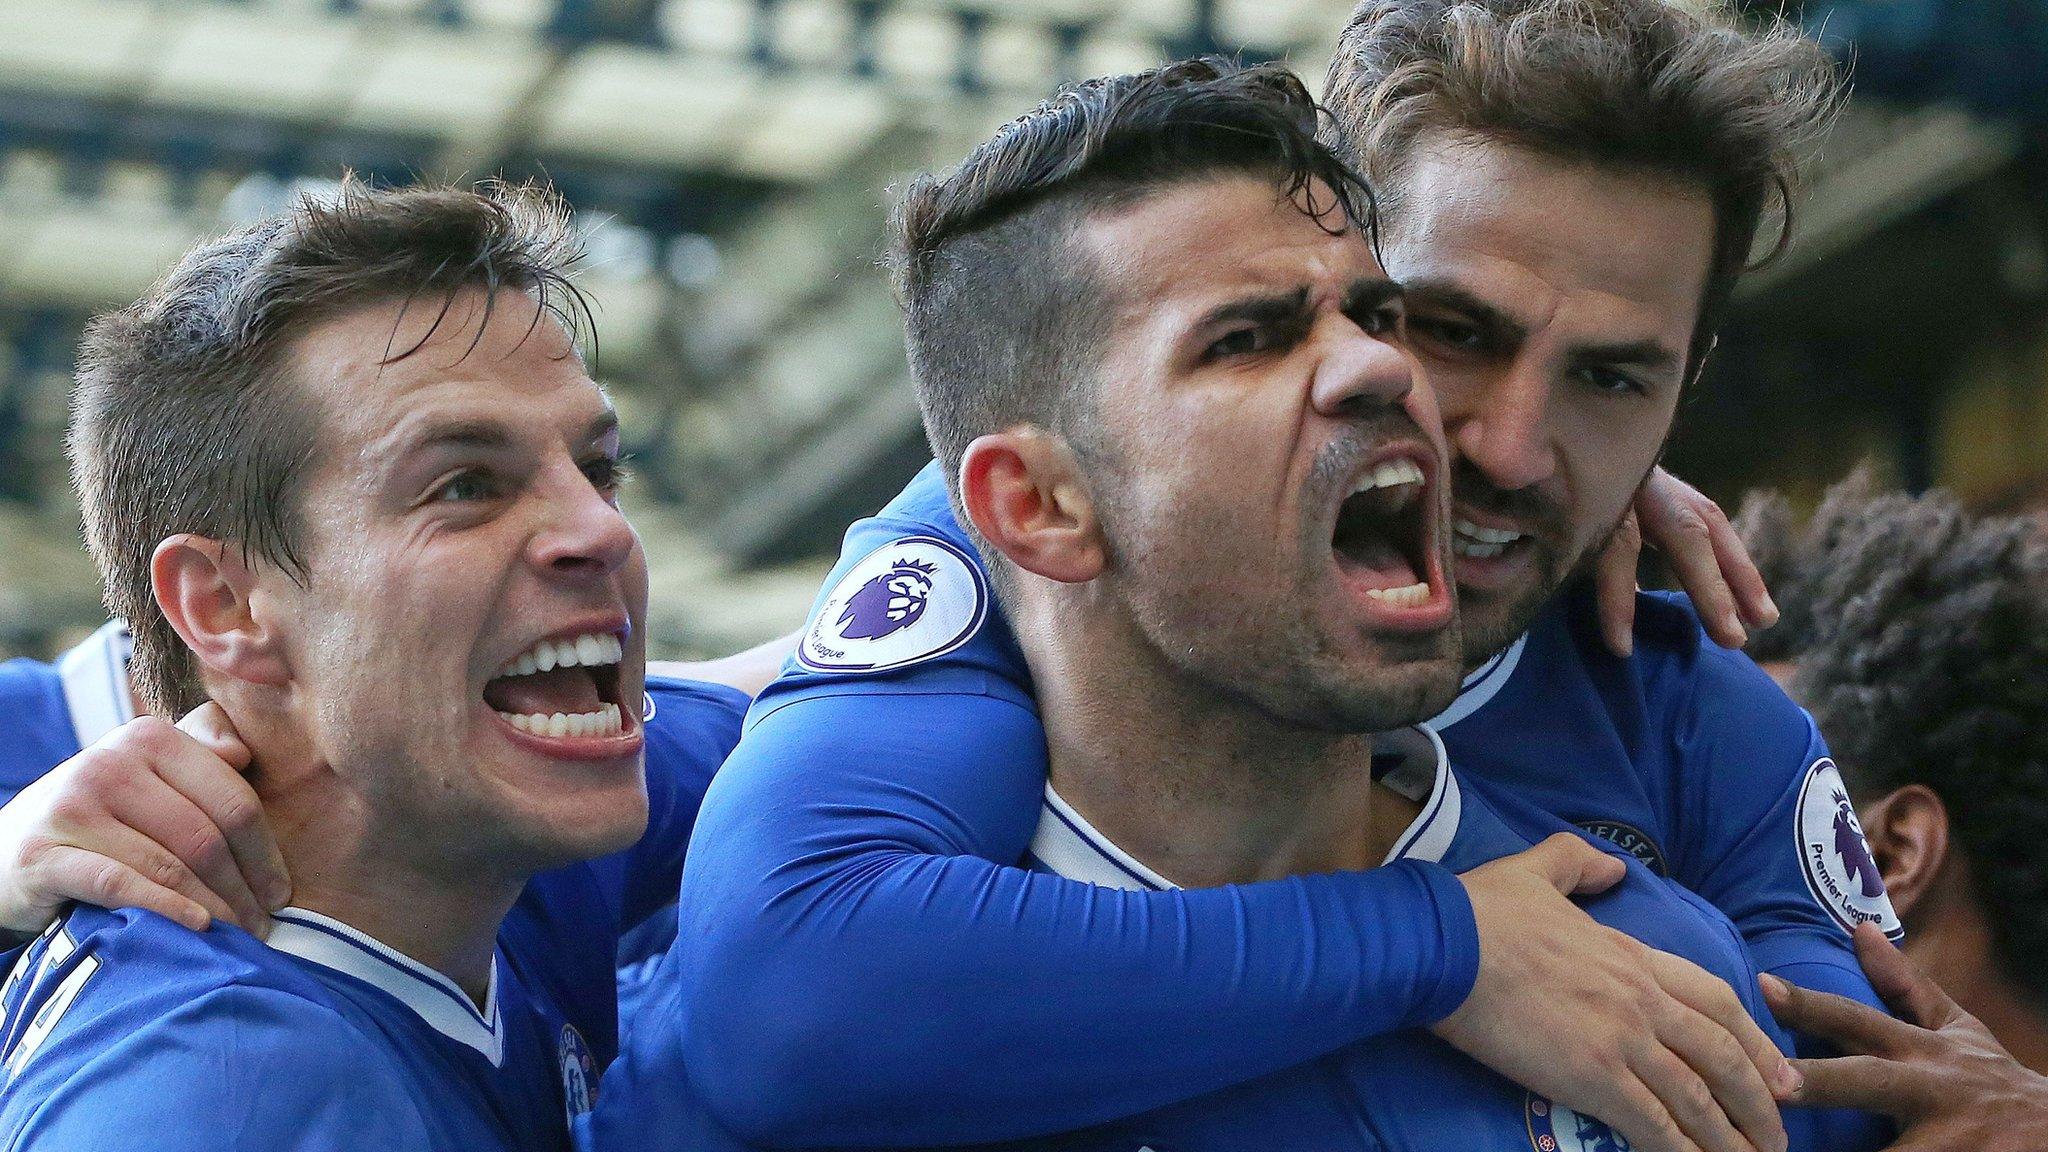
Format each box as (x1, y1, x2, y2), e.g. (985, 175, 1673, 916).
(1190, 276, 1406, 333)
(1402, 276, 1683, 372)
(402, 409, 620, 456)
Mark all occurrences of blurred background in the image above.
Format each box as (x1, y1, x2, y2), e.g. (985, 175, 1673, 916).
(0, 0, 2041, 659)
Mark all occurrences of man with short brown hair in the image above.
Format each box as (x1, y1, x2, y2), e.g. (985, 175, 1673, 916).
(0, 182, 744, 1150)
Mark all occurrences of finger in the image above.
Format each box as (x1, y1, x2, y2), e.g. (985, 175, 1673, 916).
(1653, 953, 1801, 1098)
(1528, 832, 1628, 896)
(35, 844, 216, 933)
(1850, 923, 1958, 1030)
(1595, 510, 1643, 658)
(1655, 997, 1790, 1152)
(1649, 507, 1745, 649)
(1698, 498, 1777, 632)
(147, 740, 289, 911)
(1784, 1054, 1940, 1118)
(175, 703, 253, 772)
(1601, 1075, 1707, 1152)
(1759, 973, 1919, 1057)
(99, 771, 270, 932)
(1635, 1047, 1759, 1152)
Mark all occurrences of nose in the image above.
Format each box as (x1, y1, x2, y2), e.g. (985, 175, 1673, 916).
(1446, 363, 1557, 492)
(1310, 324, 1415, 419)
(529, 463, 637, 580)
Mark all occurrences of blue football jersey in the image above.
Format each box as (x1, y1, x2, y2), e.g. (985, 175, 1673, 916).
(0, 633, 743, 1036)
(0, 622, 134, 803)
(634, 461, 1891, 1149)
(1011, 726, 1784, 1152)
(0, 904, 593, 1150)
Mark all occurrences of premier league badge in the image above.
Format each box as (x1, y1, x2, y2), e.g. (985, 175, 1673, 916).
(1527, 1094, 1633, 1152)
(799, 536, 988, 673)
(1794, 758, 1903, 941)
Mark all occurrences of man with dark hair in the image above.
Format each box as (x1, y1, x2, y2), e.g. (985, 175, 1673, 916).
(0, 182, 751, 1149)
(600, 54, 1802, 1152)
(626, 2, 1942, 1149)
(1739, 476, 2048, 1073)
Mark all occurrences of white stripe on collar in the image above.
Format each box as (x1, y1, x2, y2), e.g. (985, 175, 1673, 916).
(1377, 725, 1461, 865)
(1422, 632, 1527, 733)
(266, 907, 504, 1065)
(1030, 725, 1463, 888)
(57, 621, 134, 750)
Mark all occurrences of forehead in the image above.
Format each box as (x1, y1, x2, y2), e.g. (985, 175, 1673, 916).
(285, 288, 607, 456)
(1383, 136, 1714, 328)
(1074, 175, 1382, 316)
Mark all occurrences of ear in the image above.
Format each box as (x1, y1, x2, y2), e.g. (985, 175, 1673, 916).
(957, 429, 1105, 585)
(150, 535, 292, 690)
(1859, 783, 1950, 921)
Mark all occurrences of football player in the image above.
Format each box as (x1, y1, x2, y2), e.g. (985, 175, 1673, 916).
(635, 3, 1903, 1150)
(0, 182, 745, 1149)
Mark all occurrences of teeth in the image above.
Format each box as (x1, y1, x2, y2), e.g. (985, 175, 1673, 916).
(1452, 539, 1508, 560)
(495, 632, 624, 680)
(1354, 458, 1426, 495)
(496, 703, 624, 739)
(1366, 582, 1431, 608)
(1452, 518, 1523, 545)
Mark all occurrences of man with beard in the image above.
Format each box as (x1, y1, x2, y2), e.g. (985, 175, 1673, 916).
(639, 3, 1913, 1151)
(601, 50, 1804, 1152)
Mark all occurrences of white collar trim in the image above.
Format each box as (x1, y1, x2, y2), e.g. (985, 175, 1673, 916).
(266, 907, 504, 1065)
(1422, 632, 1527, 732)
(1030, 725, 1463, 888)
(57, 621, 133, 750)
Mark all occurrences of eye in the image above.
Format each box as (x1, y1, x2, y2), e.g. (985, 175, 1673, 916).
(431, 469, 501, 504)
(582, 452, 632, 495)
(1351, 301, 1404, 338)
(1409, 315, 1488, 353)
(1579, 366, 1649, 397)
(1206, 326, 1278, 360)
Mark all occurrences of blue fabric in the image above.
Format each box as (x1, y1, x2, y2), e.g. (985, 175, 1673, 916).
(604, 461, 1891, 1150)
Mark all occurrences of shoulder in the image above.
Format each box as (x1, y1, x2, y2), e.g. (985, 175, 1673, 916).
(0, 658, 82, 798)
(2, 912, 422, 1147)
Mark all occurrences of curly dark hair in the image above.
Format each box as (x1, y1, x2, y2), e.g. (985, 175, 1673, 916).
(1739, 471, 2048, 1005)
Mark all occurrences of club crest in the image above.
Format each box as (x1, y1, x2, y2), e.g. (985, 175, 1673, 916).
(1795, 757, 1903, 941)
(799, 536, 988, 673)
(1527, 1094, 1633, 1152)
(559, 1023, 595, 1123)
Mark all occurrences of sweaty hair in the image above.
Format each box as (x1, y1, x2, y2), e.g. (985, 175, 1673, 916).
(1324, 0, 1842, 377)
(71, 179, 589, 718)
(890, 56, 1374, 478)
(1739, 472, 2048, 1006)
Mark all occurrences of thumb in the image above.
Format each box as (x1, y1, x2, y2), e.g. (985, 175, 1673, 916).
(176, 702, 253, 773)
(1527, 832, 1628, 896)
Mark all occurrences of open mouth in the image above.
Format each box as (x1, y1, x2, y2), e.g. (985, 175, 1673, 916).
(1331, 454, 1443, 610)
(481, 631, 629, 739)
(1450, 516, 1530, 563)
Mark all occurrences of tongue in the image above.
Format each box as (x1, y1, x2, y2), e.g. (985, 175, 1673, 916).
(484, 666, 603, 716)
(1334, 533, 1420, 589)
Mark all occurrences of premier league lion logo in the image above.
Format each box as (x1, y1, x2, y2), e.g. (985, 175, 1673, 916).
(835, 558, 938, 641)
(1832, 789, 1885, 899)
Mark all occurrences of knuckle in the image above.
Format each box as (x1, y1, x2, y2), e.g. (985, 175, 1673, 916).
(213, 793, 261, 835)
(86, 857, 131, 901)
(144, 852, 187, 892)
(183, 825, 229, 871)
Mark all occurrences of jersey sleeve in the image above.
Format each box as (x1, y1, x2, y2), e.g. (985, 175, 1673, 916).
(612, 677, 748, 932)
(1663, 638, 1897, 1152)
(670, 684, 1479, 1148)
(4, 985, 430, 1151)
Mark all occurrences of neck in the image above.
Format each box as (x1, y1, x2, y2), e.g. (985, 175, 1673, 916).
(252, 756, 520, 1007)
(1904, 892, 2048, 1075)
(1018, 595, 1398, 888)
